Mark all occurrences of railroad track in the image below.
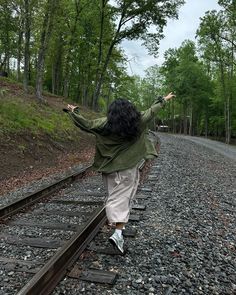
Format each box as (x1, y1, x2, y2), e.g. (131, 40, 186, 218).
(0, 160, 151, 294)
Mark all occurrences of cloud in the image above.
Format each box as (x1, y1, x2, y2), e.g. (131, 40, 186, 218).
(121, 0, 221, 77)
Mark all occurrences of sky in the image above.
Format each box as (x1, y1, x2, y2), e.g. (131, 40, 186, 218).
(121, 0, 221, 77)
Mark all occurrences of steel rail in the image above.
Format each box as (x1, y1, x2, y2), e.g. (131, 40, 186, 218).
(0, 165, 91, 219)
(17, 206, 107, 295)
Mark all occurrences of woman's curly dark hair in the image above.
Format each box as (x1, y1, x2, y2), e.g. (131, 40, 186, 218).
(102, 98, 141, 140)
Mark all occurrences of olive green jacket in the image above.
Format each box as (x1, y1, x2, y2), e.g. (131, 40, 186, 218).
(68, 102, 163, 173)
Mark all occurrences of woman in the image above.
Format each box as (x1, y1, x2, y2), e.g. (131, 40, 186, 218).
(66, 92, 175, 253)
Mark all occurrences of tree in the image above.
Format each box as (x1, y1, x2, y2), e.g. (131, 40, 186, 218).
(35, 0, 59, 102)
(23, 0, 31, 91)
(0, 0, 17, 73)
(91, 0, 185, 110)
(161, 40, 213, 135)
(197, 1, 236, 143)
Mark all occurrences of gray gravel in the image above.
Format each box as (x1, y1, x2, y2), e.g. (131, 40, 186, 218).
(175, 135, 236, 161)
(52, 133, 236, 295)
(0, 172, 106, 294)
(0, 164, 85, 207)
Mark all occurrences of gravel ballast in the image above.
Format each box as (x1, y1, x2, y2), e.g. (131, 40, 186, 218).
(1, 133, 235, 295)
(53, 133, 236, 295)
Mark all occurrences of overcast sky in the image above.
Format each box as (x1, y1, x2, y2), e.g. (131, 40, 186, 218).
(121, 0, 221, 77)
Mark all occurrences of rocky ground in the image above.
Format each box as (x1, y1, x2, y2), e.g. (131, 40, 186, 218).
(1, 133, 235, 294)
(50, 133, 235, 295)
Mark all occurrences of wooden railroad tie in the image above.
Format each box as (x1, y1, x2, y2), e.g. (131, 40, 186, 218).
(132, 204, 146, 210)
(68, 267, 118, 285)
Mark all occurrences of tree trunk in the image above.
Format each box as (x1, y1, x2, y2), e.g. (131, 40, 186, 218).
(92, 41, 116, 110)
(205, 106, 208, 138)
(171, 99, 175, 133)
(226, 45, 234, 144)
(23, 0, 30, 92)
(219, 62, 229, 143)
(52, 39, 63, 94)
(92, 0, 107, 109)
(183, 102, 188, 135)
(63, 0, 81, 98)
(35, 0, 58, 102)
(92, 5, 124, 111)
(214, 33, 230, 144)
(188, 101, 193, 136)
(17, 27, 23, 81)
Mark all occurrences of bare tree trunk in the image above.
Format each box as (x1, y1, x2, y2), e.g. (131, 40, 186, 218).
(63, 0, 82, 98)
(36, 0, 58, 102)
(106, 83, 112, 111)
(23, 0, 30, 92)
(226, 45, 234, 144)
(214, 34, 230, 144)
(92, 3, 125, 110)
(91, 0, 108, 109)
(188, 101, 193, 136)
(219, 62, 229, 143)
(183, 102, 188, 135)
(52, 38, 63, 94)
(171, 99, 175, 133)
(92, 41, 116, 110)
(226, 95, 230, 143)
(5, 31, 10, 73)
(205, 106, 208, 138)
(17, 27, 23, 81)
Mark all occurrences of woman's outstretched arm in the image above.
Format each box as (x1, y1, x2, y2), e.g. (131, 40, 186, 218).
(66, 104, 106, 133)
(141, 92, 175, 124)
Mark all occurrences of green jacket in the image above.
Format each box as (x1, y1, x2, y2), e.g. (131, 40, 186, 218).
(68, 101, 163, 173)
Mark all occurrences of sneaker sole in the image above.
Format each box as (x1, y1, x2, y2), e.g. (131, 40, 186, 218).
(109, 237, 124, 254)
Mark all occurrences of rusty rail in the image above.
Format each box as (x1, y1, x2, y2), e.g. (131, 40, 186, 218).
(0, 165, 91, 219)
(17, 206, 106, 295)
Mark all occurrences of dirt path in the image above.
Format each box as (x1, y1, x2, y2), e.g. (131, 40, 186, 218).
(169, 134, 236, 161)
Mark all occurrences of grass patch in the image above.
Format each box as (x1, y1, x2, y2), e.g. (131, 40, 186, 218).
(0, 77, 101, 141)
(0, 97, 75, 138)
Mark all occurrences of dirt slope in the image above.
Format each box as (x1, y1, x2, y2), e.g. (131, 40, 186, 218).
(0, 78, 96, 195)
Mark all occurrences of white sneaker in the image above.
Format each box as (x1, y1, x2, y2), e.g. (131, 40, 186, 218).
(109, 232, 124, 254)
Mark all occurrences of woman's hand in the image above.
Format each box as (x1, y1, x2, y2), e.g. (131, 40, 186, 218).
(67, 104, 77, 112)
(164, 92, 175, 101)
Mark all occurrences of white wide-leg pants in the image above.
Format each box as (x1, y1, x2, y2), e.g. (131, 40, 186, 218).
(102, 164, 140, 223)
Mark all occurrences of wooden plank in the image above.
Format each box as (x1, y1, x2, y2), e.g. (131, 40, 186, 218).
(0, 257, 41, 274)
(68, 268, 117, 285)
(148, 177, 157, 181)
(88, 246, 125, 256)
(16, 207, 106, 295)
(33, 209, 91, 218)
(0, 234, 64, 248)
(129, 214, 141, 222)
(1, 263, 39, 274)
(136, 195, 149, 199)
(148, 174, 157, 178)
(0, 256, 42, 266)
(122, 229, 137, 237)
(51, 200, 103, 206)
(132, 204, 146, 211)
(65, 191, 104, 197)
(140, 187, 152, 192)
(10, 220, 80, 231)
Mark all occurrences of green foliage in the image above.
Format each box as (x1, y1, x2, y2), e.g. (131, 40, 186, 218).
(160, 40, 214, 135)
(196, 2, 236, 142)
(0, 0, 185, 110)
(2, 0, 236, 143)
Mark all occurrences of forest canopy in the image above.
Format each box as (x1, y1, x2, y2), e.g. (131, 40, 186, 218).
(0, 0, 235, 143)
